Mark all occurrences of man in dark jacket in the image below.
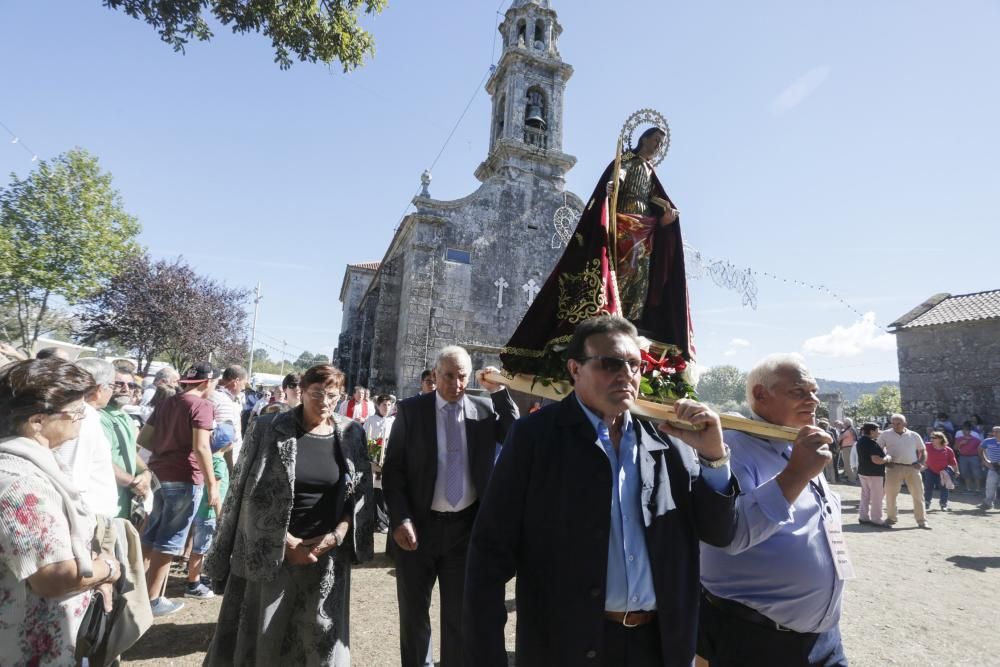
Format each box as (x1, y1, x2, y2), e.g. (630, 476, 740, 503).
(382, 346, 518, 667)
(464, 315, 738, 667)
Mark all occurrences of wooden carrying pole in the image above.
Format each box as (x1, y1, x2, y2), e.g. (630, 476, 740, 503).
(484, 371, 800, 442)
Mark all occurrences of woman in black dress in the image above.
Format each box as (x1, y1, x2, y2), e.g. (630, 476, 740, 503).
(204, 364, 373, 666)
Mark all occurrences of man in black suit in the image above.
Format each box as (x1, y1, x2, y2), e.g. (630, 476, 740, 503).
(464, 315, 739, 667)
(382, 346, 518, 666)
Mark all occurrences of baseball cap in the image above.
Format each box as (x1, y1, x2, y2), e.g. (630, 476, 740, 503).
(210, 422, 235, 452)
(178, 361, 218, 384)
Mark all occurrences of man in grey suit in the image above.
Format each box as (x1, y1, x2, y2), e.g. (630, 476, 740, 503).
(382, 346, 518, 667)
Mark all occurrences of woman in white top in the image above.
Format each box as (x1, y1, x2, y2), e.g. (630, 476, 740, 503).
(0, 359, 123, 667)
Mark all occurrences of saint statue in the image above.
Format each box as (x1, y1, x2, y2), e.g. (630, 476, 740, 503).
(501, 121, 693, 380)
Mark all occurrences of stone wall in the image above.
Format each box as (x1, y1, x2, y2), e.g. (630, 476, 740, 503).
(895, 319, 1000, 433)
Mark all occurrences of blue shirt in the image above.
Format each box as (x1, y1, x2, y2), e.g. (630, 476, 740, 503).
(575, 397, 731, 612)
(700, 426, 844, 634)
(980, 437, 1000, 463)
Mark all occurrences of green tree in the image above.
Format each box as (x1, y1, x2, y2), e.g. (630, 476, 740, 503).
(847, 385, 901, 421)
(0, 149, 141, 351)
(696, 365, 748, 405)
(104, 0, 388, 70)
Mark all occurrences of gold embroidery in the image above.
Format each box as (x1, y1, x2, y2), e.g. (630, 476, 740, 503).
(501, 335, 574, 359)
(557, 259, 607, 324)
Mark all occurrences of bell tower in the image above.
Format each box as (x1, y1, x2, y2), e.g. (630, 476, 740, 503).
(475, 0, 576, 185)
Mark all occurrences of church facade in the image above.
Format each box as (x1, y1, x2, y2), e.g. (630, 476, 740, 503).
(337, 0, 584, 397)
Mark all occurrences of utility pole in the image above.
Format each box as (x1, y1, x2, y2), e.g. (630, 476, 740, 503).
(246, 282, 263, 378)
(279, 340, 287, 376)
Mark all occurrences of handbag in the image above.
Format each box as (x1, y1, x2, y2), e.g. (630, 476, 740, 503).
(76, 591, 109, 665)
(940, 469, 956, 490)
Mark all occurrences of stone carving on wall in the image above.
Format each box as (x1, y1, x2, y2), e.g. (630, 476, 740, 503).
(494, 277, 509, 309)
(522, 278, 541, 305)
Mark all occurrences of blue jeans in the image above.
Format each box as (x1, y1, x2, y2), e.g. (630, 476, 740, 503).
(922, 468, 949, 507)
(142, 481, 203, 555)
(959, 455, 984, 489)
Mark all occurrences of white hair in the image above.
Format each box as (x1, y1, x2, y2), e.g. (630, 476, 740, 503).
(154, 367, 179, 384)
(76, 357, 115, 387)
(434, 345, 472, 372)
(745, 353, 811, 406)
(890, 413, 906, 422)
(842, 417, 854, 428)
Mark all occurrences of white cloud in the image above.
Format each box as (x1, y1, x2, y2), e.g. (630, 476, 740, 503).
(729, 338, 751, 347)
(802, 312, 896, 358)
(771, 66, 831, 114)
(723, 349, 737, 357)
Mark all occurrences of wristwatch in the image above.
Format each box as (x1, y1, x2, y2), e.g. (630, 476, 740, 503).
(699, 444, 731, 469)
(102, 557, 117, 583)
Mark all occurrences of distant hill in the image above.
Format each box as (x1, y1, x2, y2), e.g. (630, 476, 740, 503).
(816, 378, 899, 404)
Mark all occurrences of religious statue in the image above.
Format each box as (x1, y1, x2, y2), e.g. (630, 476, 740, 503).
(501, 110, 694, 384)
(607, 126, 680, 323)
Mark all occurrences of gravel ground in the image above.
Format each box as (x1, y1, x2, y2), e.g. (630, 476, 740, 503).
(123, 482, 1000, 666)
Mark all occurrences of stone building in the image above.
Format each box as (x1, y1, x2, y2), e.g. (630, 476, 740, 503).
(337, 0, 585, 397)
(888, 289, 1000, 433)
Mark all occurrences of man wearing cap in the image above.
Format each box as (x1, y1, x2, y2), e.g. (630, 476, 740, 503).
(137, 361, 222, 617)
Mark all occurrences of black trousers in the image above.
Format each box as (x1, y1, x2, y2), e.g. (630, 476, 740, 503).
(394, 506, 476, 667)
(698, 593, 848, 666)
(602, 619, 662, 667)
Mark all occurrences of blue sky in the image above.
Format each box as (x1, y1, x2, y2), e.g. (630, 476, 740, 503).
(2, 0, 996, 381)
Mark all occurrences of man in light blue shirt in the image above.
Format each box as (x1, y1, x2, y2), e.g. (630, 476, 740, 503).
(465, 315, 739, 667)
(698, 353, 847, 667)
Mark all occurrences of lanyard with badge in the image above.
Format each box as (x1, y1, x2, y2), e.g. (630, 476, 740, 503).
(778, 449, 856, 581)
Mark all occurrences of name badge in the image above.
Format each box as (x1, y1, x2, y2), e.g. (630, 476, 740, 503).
(821, 494, 856, 580)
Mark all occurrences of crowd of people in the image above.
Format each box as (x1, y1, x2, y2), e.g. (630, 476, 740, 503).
(818, 409, 1000, 528)
(0, 324, 997, 666)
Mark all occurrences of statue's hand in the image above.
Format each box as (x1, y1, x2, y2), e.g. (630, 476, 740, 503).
(661, 208, 679, 225)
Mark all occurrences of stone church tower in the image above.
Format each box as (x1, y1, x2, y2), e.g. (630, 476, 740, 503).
(337, 0, 583, 397)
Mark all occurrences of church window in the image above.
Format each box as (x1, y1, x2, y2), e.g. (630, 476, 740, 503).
(495, 94, 506, 140)
(445, 248, 472, 264)
(517, 20, 527, 47)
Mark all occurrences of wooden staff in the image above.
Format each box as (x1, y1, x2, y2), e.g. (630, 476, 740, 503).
(484, 371, 800, 442)
(608, 136, 624, 269)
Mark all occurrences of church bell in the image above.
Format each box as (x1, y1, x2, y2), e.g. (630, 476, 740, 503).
(525, 103, 546, 129)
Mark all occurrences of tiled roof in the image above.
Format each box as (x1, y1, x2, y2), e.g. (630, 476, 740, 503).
(348, 262, 380, 271)
(890, 290, 1000, 330)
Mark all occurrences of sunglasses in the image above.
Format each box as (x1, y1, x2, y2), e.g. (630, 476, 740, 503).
(577, 355, 645, 376)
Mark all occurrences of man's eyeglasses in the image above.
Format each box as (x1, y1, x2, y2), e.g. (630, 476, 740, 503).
(577, 356, 645, 376)
(52, 405, 87, 421)
(306, 390, 340, 404)
(113, 381, 139, 390)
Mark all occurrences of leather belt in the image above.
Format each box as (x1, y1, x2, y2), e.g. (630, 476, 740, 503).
(604, 610, 657, 627)
(702, 589, 795, 633)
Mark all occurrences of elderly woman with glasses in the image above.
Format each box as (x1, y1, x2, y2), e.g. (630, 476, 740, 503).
(204, 364, 374, 666)
(0, 358, 123, 666)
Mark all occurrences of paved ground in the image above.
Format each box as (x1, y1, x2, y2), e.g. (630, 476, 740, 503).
(123, 481, 1000, 666)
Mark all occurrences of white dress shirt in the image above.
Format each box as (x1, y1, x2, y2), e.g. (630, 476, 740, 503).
(53, 404, 119, 517)
(431, 392, 477, 512)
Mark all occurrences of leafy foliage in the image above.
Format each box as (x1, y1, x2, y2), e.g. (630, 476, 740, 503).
(846, 385, 902, 422)
(77, 254, 250, 374)
(0, 149, 141, 350)
(104, 0, 388, 70)
(696, 365, 748, 405)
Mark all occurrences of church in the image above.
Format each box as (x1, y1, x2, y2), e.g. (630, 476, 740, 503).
(336, 0, 583, 397)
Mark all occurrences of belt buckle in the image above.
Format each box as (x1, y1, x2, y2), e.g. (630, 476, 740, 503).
(622, 611, 639, 628)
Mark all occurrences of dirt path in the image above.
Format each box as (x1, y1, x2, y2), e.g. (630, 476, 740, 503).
(123, 482, 1000, 666)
